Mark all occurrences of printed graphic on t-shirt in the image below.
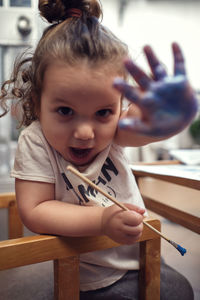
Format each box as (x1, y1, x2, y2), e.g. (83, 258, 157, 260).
(61, 157, 118, 207)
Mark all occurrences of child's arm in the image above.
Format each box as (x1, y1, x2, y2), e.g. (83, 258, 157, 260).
(114, 42, 198, 147)
(16, 179, 145, 244)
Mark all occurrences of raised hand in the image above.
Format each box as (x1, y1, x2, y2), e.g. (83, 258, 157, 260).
(114, 43, 198, 138)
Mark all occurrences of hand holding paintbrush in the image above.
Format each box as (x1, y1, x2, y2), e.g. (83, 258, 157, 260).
(67, 165, 186, 256)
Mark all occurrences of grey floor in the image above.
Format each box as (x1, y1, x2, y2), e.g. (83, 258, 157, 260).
(0, 177, 199, 299)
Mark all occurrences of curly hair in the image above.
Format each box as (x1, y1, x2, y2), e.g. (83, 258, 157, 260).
(0, 0, 128, 127)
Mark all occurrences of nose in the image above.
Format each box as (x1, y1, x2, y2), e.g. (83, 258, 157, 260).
(74, 123, 95, 141)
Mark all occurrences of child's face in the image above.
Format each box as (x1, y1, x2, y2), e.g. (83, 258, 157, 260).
(39, 62, 122, 167)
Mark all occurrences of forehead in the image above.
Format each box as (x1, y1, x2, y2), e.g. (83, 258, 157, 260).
(43, 61, 122, 96)
(44, 60, 121, 81)
(42, 61, 122, 107)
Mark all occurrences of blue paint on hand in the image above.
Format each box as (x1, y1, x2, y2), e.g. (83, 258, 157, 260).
(114, 42, 198, 138)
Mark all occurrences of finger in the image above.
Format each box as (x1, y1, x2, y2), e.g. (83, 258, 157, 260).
(119, 117, 190, 138)
(143, 45, 167, 80)
(172, 42, 186, 75)
(124, 59, 151, 90)
(113, 78, 141, 105)
(124, 203, 146, 215)
(123, 211, 144, 227)
(123, 223, 143, 236)
(119, 118, 173, 138)
(119, 118, 170, 138)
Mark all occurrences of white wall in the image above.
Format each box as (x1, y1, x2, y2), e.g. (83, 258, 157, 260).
(102, 0, 200, 90)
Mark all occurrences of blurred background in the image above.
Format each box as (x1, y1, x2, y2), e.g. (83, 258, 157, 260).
(0, 0, 200, 192)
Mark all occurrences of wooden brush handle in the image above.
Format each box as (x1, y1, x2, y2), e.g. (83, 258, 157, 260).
(66, 165, 170, 241)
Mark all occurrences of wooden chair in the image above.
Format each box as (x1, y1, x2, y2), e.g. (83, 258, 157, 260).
(0, 192, 161, 300)
(0, 192, 23, 239)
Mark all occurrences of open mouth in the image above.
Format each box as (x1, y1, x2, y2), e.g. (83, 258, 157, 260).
(70, 147, 92, 159)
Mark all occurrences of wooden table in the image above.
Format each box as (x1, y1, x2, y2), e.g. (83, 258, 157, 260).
(131, 161, 200, 234)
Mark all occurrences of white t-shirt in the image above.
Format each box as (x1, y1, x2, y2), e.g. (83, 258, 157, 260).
(11, 121, 146, 291)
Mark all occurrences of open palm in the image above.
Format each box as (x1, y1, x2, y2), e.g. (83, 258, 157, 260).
(114, 43, 198, 138)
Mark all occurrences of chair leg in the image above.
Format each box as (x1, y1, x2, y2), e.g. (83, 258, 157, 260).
(54, 256, 80, 300)
(8, 200, 23, 239)
(139, 238, 161, 300)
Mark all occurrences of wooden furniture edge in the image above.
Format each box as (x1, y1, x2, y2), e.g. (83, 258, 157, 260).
(0, 218, 160, 270)
(142, 195, 200, 234)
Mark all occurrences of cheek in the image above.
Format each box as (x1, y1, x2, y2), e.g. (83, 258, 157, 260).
(43, 127, 57, 146)
(44, 130, 68, 155)
(98, 120, 119, 141)
(51, 126, 69, 141)
(41, 122, 66, 147)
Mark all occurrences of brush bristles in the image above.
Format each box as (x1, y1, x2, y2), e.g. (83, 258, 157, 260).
(169, 240, 187, 256)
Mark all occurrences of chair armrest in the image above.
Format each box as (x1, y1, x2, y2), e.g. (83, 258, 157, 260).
(0, 218, 160, 270)
(0, 218, 160, 300)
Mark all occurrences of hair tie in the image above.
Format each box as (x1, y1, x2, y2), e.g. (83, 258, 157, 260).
(66, 8, 82, 18)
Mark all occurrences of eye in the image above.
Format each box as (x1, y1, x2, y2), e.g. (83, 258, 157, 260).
(57, 107, 73, 116)
(96, 109, 112, 118)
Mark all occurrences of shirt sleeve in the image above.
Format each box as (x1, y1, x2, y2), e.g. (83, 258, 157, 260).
(11, 127, 55, 183)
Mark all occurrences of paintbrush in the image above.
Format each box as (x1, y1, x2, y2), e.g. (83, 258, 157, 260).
(67, 165, 187, 256)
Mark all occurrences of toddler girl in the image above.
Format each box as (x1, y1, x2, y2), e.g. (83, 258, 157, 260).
(0, 1, 197, 299)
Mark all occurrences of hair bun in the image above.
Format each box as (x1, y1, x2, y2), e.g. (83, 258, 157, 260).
(38, 0, 102, 24)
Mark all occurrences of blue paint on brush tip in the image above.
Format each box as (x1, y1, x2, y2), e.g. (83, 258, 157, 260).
(177, 244, 187, 256)
(169, 240, 187, 256)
